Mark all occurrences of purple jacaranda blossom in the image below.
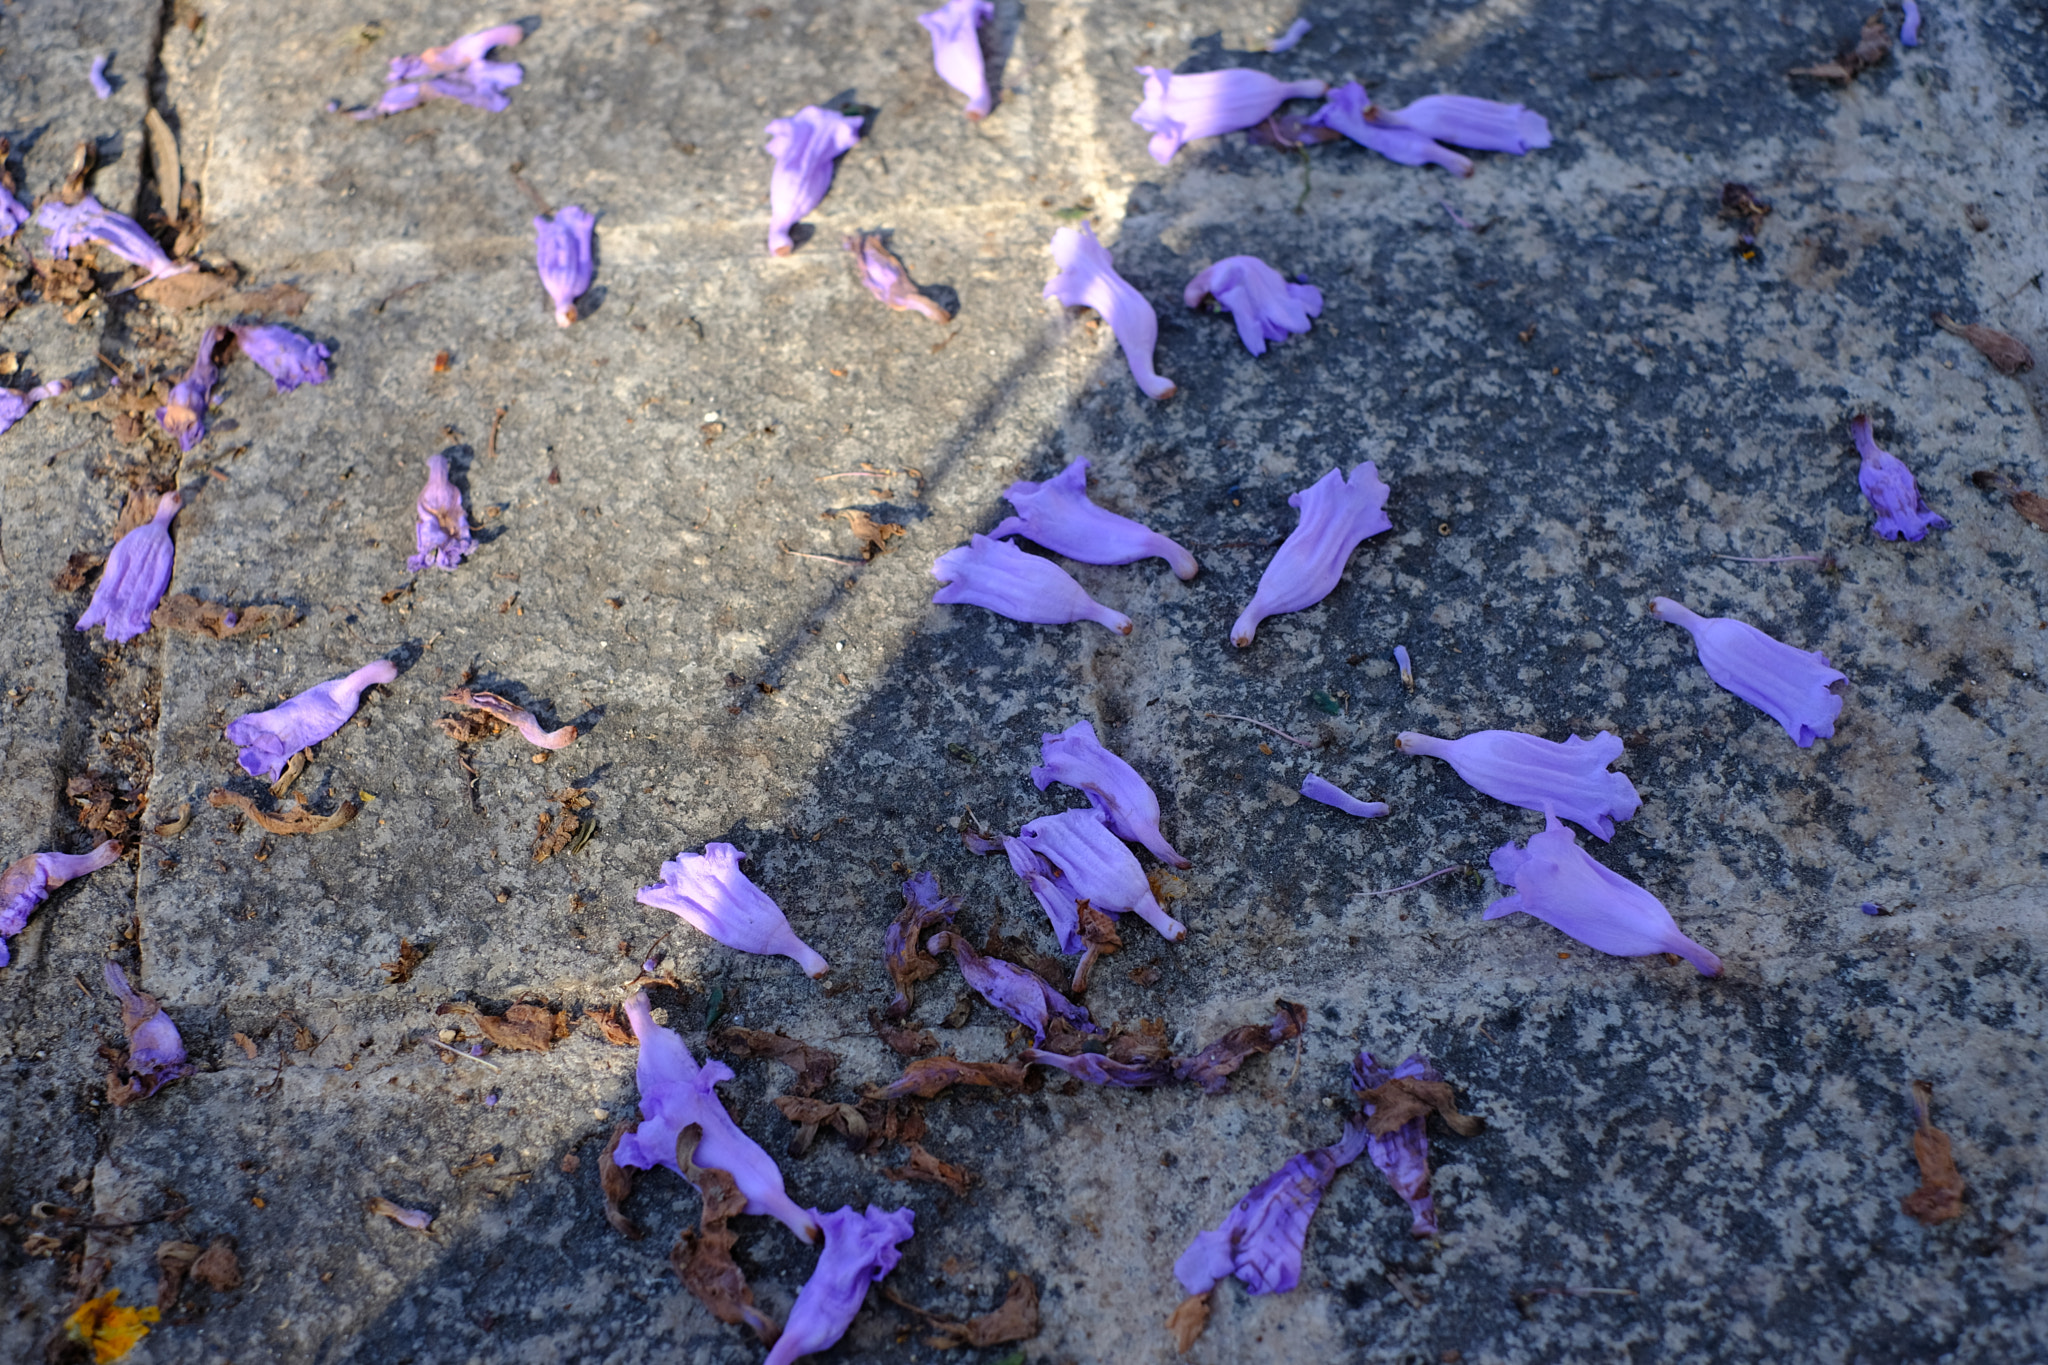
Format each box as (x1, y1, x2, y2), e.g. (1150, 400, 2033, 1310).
(930, 930, 1098, 1043)
(1902, 1, 1922, 45)
(884, 870, 960, 1017)
(1300, 773, 1389, 819)
(765, 1205, 915, 1365)
(612, 991, 821, 1243)
(1176, 1117, 1368, 1296)
(636, 842, 829, 978)
(1861, 901, 1889, 916)
(156, 326, 225, 452)
(1650, 597, 1845, 748)
(1032, 717, 1189, 867)
(1231, 462, 1393, 647)
(89, 54, 113, 100)
(359, 23, 524, 118)
(1354, 1052, 1441, 1237)
(392, 23, 525, 79)
(919, 0, 993, 120)
(1021, 1046, 1174, 1088)
(445, 687, 576, 750)
(223, 659, 397, 782)
(963, 827, 1086, 952)
(1018, 807, 1186, 941)
(991, 457, 1197, 580)
(1488, 812, 1723, 976)
(103, 962, 193, 1105)
(1044, 222, 1176, 401)
(1394, 644, 1414, 688)
(1185, 256, 1321, 356)
(36, 195, 194, 283)
(846, 232, 951, 323)
(534, 206, 594, 327)
(1132, 66, 1328, 164)
(233, 325, 330, 392)
(1394, 729, 1639, 840)
(1305, 82, 1472, 176)
(76, 492, 181, 644)
(765, 106, 862, 256)
(0, 184, 29, 238)
(1381, 94, 1551, 157)
(0, 379, 70, 436)
(1268, 18, 1313, 52)
(0, 842, 121, 969)
(1851, 416, 1945, 542)
(931, 534, 1133, 634)
(407, 453, 476, 572)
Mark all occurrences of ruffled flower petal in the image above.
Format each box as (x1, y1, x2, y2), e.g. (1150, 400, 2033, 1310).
(233, 325, 331, 392)
(1231, 463, 1392, 646)
(1043, 222, 1176, 400)
(407, 453, 476, 572)
(1174, 1120, 1367, 1295)
(534, 206, 595, 327)
(1305, 82, 1471, 176)
(76, 493, 180, 643)
(991, 457, 1197, 579)
(1132, 66, 1328, 164)
(764, 1205, 915, 1365)
(636, 842, 829, 978)
(1395, 729, 1639, 840)
(1487, 812, 1722, 975)
(223, 660, 397, 782)
(931, 534, 1132, 634)
(1185, 256, 1321, 356)
(918, 0, 994, 119)
(0, 843, 122, 968)
(1018, 808, 1185, 941)
(1851, 416, 1946, 542)
(1651, 597, 1845, 747)
(765, 106, 862, 256)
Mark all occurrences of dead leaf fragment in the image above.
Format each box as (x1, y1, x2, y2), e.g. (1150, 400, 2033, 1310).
(153, 803, 193, 839)
(1933, 312, 2034, 376)
(871, 1007, 937, 1058)
(889, 1274, 1041, 1349)
(232, 1032, 257, 1059)
(1071, 901, 1122, 993)
(600, 1122, 643, 1239)
(144, 108, 181, 225)
(1167, 1291, 1212, 1353)
(1971, 469, 2048, 531)
(32, 255, 95, 308)
(885, 870, 961, 1018)
(671, 1123, 781, 1345)
(53, 550, 104, 592)
(152, 594, 299, 639)
(227, 282, 311, 316)
(884, 1142, 976, 1195)
(871, 1055, 1031, 1101)
(474, 1002, 569, 1053)
(136, 271, 230, 311)
(155, 1241, 199, 1311)
(68, 772, 146, 841)
(379, 938, 425, 985)
(1901, 1080, 1965, 1225)
(532, 787, 593, 861)
(1355, 1076, 1485, 1137)
(1172, 999, 1307, 1094)
(207, 788, 358, 834)
(717, 1028, 839, 1096)
(771, 1096, 869, 1155)
(191, 1237, 241, 1291)
(1790, 12, 1891, 80)
(584, 1005, 635, 1046)
(829, 508, 906, 558)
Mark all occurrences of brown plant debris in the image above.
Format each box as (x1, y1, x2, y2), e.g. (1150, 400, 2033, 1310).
(983, 919, 1067, 995)
(1901, 1080, 1965, 1225)
(437, 710, 507, 743)
(1933, 312, 2035, 376)
(155, 1241, 199, 1312)
(1172, 999, 1307, 1094)
(1071, 902, 1122, 993)
(32, 255, 95, 306)
(207, 788, 358, 834)
(829, 508, 906, 558)
(1789, 12, 1891, 80)
(153, 803, 193, 839)
(364, 1197, 433, 1232)
(532, 787, 593, 861)
(192, 1237, 241, 1291)
(135, 271, 230, 310)
(771, 1096, 870, 1156)
(52, 550, 104, 591)
(871, 1055, 1031, 1101)
(584, 1005, 635, 1046)
(379, 938, 426, 985)
(229, 282, 312, 316)
(888, 1273, 1041, 1350)
(716, 1028, 839, 1096)
(671, 1123, 780, 1346)
(870, 1007, 937, 1058)
(68, 773, 147, 840)
(1971, 470, 2048, 532)
(152, 594, 299, 639)
(473, 1002, 570, 1053)
(1166, 1290, 1213, 1353)
(884, 1142, 976, 1195)
(1355, 1076, 1486, 1137)
(600, 1122, 643, 1239)
(1719, 182, 1772, 245)
(884, 870, 961, 1018)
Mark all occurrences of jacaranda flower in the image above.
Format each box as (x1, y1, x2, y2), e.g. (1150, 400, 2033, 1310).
(612, 991, 820, 1243)
(847, 232, 950, 323)
(223, 659, 397, 782)
(1021, 1047, 1174, 1088)
(103, 962, 193, 1105)
(1651, 597, 1845, 748)
(534, 206, 594, 327)
(765, 106, 863, 256)
(991, 457, 1197, 580)
(76, 492, 181, 643)
(0, 184, 28, 238)
(1902, 0, 1922, 45)
(361, 24, 523, 118)
(1395, 729, 1639, 840)
(89, 53, 113, 99)
(1175, 1117, 1367, 1295)
(391, 23, 524, 79)
(764, 1205, 916, 1365)
(1184, 256, 1321, 355)
(1488, 812, 1723, 975)
(1394, 644, 1414, 688)
(1851, 416, 1945, 542)
(636, 843, 829, 978)
(931, 534, 1132, 634)
(931, 931, 1098, 1042)
(964, 827, 1086, 951)
(1018, 808, 1186, 941)
(407, 453, 476, 572)
(156, 327, 225, 452)
(37, 196, 194, 282)
(1268, 18, 1312, 52)
(233, 325, 330, 391)
(1379, 93, 1550, 156)
(1353, 1052, 1442, 1236)
(1032, 717, 1189, 866)
(1044, 223, 1175, 401)
(884, 870, 961, 1017)
(1231, 463, 1393, 646)
(1306, 82, 1472, 176)
(445, 687, 576, 750)
(0, 842, 122, 968)
(1299, 773, 1388, 819)
(0, 379, 70, 437)
(919, 0, 993, 120)
(1132, 67, 1328, 164)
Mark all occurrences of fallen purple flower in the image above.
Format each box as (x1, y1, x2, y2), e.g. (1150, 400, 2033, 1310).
(1173, 1000, 1306, 1094)
(0, 842, 122, 968)
(847, 232, 950, 323)
(1132, 66, 1327, 164)
(1902, 1, 1922, 45)
(1231, 462, 1393, 647)
(0, 379, 69, 437)
(1651, 597, 1845, 748)
(1354, 1052, 1440, 1236)
(361, 23, 523, 118)
(1268, 18, 1312, 52)
(930, 931, 1098, 1043)
(963, 827, 1085, 952)
(1851, 416, 1945, 542)
(1044, 222, 1176, 401)
(1032, 717, 1189, 867)
(1018, 808, 1185, 942)
(103, 961, 193, 1105)
(1394, 729, 1640, 840)
(765, 106, 862, 256)
(223, 659, 397, 782)
(407, 453, 476, 572)
(1021, 1047, 1174, 1088)
(1488, 812, 1723, 975)
(36, 195, 193, 282)
(883, 870, 961, 1017)
(76, 492, 181, 644)
(233, 325, 330, 392)
(918, 0, 994, 120)
(637, 843, 829, 978)
(0, 184, 28, 238)
(394, 23, 525, 79)
(1306, 82, 1471, 176)
(1175, 1118, 1367, 1295)
(1379, 94, 1551, 156)
(534, 206, 594, 327)
(89, 54, 113, 100)
(931, 534, 1132, 635)
(1861, 901, 1889, 916)
(446, 687, 576, 750)
(1300, 774, 1388, 819)
(991, 457, 1197, 580)
(1185, 256, 1321, 356)
(764, 1205, 915, 1365)
(1394, 644, 1414, 688)
(365, 1197, 434, 1231)
(156, 327, 226, 452)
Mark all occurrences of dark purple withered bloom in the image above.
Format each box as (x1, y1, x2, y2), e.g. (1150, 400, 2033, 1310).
(1044, 222, 1176, 400)
(1902, 1, 1922, 45)
(1488, 812, 1723, 975)
(1306, 82, 1472, 176)
(1232, 462, 1393, 646)
(991, 457, 1197, 580)
(931, 534, 1133, 634)
(1132, 67, 1328, 164)
(1651, 597, 1845, 748)
(846, 232, 950, 323)
(233, 325, 330, 392)
(223, 659, 397, 782)
(884, 870, 961, 1017)
(0, 379, 69, 436)
(0, 842, 122, 968)
(534, 206, 594, 327)
(1184, 256, 1321, 356)
(1032, 717, 1188, 867)
(612, 991, 820, 1243)
(103, 962, 193, 1105)
(76, 492, 181, 643)
(964, 827, 1086, 952)
(359, 23, 524, 118)
(1850, 416, 1945, 542)
(37, 195, 194, 283)
(1300, 773, 1388, 819)
(1174, 1000, 1305, 1094)
(89, 54, 113, 100)
(637, 842, 829, 978)
(930, 931, 1098, 1043)
(1176, 1116, 1367, 1295)
(1395, 729, 1639, 840)
(445, 687, 576, 750)
(0, 184, 28, 238)
(156, 327, 225, 452)
(407, 453, 476, 572)
(764, 1205, 915, 1365)
(918, 0, 993, 120)
(1018, 807, 1185, 942)
(765, 105, 863, 256)
(1354, 1052, 1440, 1236)
(1021, 1047, 1173, 1088)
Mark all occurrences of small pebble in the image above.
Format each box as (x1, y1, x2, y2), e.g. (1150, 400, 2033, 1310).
(592, 1107, 609, 1120)
(437, 1028, 457, 1042)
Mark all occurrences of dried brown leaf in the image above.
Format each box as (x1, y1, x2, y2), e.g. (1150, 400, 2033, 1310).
(1167, 1291, 1212, 1353)
(717, 1028, 839, 1096)
(1173, 999, 1307, 1094)
(1933, 313, 2034, 375)
(136, 271, 230, 311)
(1071, 902, 1122, 993)
(437, 711, 507, 743)
(1790, 13, 1890, 80)
(1971, 470, 2048, 532)
(871, 1008, 937, 1058)
(830, 508, 906, 558)
(889, 1273, 1041, 1349)
(671, 1123, 781, 1345)
(772, 1096, 869, 1155)
(191, 1237, 241, 1291)
(379, 938, 425, 985)
(232, 1032, 257, 1059)
(872, 1055, 1031, 1101)
(884, 1142, 976, 1195)
(584, 1005, 634, 1046)
(156, 1240, 200, 1311)
(207, 788, 358, 834)
(152, 594, 299, 639)
(31, 255, 95, 305)
(227, 282, 311, 316)
(1355, 1076, 1485, 1137)
(144, 108, 181, 225)
(52, 550, 104, 592)
(68, 772, 146, 840)
(599, 1122, 643, 1239)
(475, 1003, 568, 1053)
(884, 872, 961, 1018)
(1901, 1080, 1965, 1225)
(1108, 1018, 1172, 1065)
(532, 788, 592, 860)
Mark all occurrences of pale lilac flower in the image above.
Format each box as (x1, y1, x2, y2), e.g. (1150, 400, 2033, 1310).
(1033, 717, 1189, 867)
(76, 492, 181, 643)
(1184, 256, 1321, 356)
(1851, 416, 1945, 542)
(89, 54, 113, 100)
(1394, 644, 1414, 688)
(534, 206, 594, 327)
(36, 195, 193, 282)
(1380, 94, 1551, 156)
(764, 1205, 915, 1365)
(445, 687, 576, 750)
(765, 106, 863, 256)
(1043, 222, 1176, 401)
(1018, 807, 1185, 941)
(407, 453, 476, 572)
(612, 991, 821, 1243)
(1132, 66, 1328, 164)
(0, 843, 121, 968)
(103, 962, 193, 1104)
(1488, 812, 1723, 976)
(1231, 462, 1393, 647)
(156, 327, 225, 452)
(636, 842, 829, 978)
(233, 325, 330, 392)
(1300, 773, 1389, 819)
(931, 931, 1098, 1042)
(0, 379, 69, 436)
(1651, 597, 1845, 748)
(0, 185, 29, 238)
(366, 1198, 434, 1231)
(361, 24, 524, 118)
(394, 23, 525, 79)
(1394, 729, 1639, 840)
(1902, 1, 1922, 45)
(931, 533, 1132, 634)
(847, 232, 950, 323)
(1176, 1116, 1367, 1295)
(991, 457, 1197, 580)
(918, 0, 993, 120)
(1268, 19, 1312, 53)
(1021, 1047, 1173, 1088)
(963, 828, 1085, 952)
(223, 659, 397, 782)
(1306, 82, 1472, 177)
(1354, 1052, 1440, 1236)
